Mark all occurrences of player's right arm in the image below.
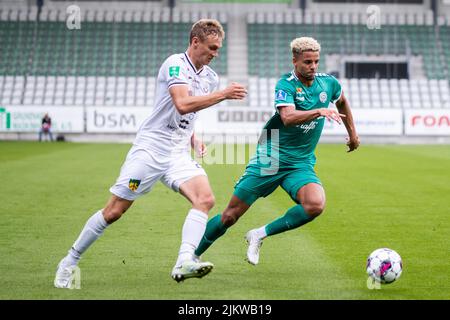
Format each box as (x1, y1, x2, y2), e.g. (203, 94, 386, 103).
(279, 105, 344, 126)
(169, 83, 247, 115)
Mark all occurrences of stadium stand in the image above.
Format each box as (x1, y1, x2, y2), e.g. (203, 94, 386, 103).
(0, 7, 228, 106)
(0, 3, 449, 110)
(246, 10, 449, 108)
(247, 11, 446, 79)
(0, 7, 227, 77)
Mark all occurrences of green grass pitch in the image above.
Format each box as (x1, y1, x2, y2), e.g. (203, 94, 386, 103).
(0, 141, 449, 299)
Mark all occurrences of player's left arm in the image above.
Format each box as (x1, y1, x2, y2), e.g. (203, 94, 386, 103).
(191, 133, 207, 157)
(335, 91, 360, 152)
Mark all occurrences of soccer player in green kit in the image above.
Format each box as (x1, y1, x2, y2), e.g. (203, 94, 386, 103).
(195, 37, 360, 266)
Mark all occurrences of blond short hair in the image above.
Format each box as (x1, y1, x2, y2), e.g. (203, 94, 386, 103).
(190, 19, 225, 44)
(290, 37, 321, 56)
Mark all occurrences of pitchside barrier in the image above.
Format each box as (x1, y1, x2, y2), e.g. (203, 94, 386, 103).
(0, 106, 449, 137)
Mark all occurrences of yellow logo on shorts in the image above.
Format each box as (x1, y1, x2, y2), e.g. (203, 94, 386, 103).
(128, 179, 141, 191)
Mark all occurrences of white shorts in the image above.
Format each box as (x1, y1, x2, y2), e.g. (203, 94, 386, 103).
(109, 146, 206, 201)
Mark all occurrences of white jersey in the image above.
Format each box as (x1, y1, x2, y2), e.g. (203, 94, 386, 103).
(134, 52, 219, 156)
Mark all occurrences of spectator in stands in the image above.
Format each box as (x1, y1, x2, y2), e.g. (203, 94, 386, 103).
(54, 19, 247, 289)
(194, 37, 360, 267)
(39, 113, 54, 142)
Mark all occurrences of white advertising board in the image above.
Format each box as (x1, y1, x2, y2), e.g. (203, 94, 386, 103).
(405, 109, 450, 135)
(196, 107, 275, 135)
(197, 108, 403, 136)
(86, 107, 152, 133)
(4, 105, 448, 137)
(195, 107, 274, 134)
(322, 109, 403, 136)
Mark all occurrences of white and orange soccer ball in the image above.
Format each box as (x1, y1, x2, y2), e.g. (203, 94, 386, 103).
(366, 248, 403, 284)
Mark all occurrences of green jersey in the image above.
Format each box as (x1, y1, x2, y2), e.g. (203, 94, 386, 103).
(248, 71, 342, 172)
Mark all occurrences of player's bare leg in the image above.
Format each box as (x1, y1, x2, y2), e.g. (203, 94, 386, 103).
(102, 195, 134, 223)
(296, 183, 326, 218)
(171, 175, 215, 282)
(194, 195, 250, 258)
(54, 195, 133, 289)
(221, 195, 251, 226)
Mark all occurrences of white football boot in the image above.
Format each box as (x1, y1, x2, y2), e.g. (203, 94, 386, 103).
(54, 259, 80, 289)
(245, 229, 263, 265)
(171, 260, 214, 283)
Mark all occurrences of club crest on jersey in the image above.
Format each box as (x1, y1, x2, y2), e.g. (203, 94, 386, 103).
(319, 91, 327, 103)
(276, 90, 287, 101)
(169, 66, 180, 77)
(128, 179, 141, 191)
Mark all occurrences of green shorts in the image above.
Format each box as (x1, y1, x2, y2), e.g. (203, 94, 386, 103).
(233, 164, 321, 206)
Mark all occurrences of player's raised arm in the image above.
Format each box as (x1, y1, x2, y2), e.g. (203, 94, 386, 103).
(169, 82, 247, 115)
(335, 91, 360, 152)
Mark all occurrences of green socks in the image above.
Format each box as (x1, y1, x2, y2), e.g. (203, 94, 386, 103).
(195, 214, 228, 256)
(265, 204, 315, 237)
(195, 205, 315, 256)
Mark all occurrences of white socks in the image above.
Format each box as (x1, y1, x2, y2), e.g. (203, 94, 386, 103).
(175, 209, 208, 267)
(61, 208, 208, 269)
(62, 210, 109, 268)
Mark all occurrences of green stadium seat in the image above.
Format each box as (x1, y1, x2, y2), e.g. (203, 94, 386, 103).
(0, 20, 227, 77)
(247, 22, 448, 80)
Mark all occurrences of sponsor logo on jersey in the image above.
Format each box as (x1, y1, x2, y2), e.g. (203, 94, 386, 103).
(169, 66, 180, 77)
(319, 91, 328, 103)
(179, 119, 189, 129)
(166, 123, 177, 131)
(295, 87, 305, 101)
(276, 90, 287, 101)
(128, 179, 141, 191)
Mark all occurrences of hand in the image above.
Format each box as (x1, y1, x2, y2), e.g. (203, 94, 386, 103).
(318, 108, 346, 124)
(222, 82, 247, 100)
(193, 139, 207, 158)
(346, 135, 360, 153)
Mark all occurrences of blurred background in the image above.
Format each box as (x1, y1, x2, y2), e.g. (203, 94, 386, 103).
(0, 0, 449, 143)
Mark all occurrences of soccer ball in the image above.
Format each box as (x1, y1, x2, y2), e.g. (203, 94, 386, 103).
(366, 248, 403, 284)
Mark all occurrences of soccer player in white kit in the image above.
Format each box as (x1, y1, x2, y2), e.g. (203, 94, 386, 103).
(54, 19, 247, 288)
